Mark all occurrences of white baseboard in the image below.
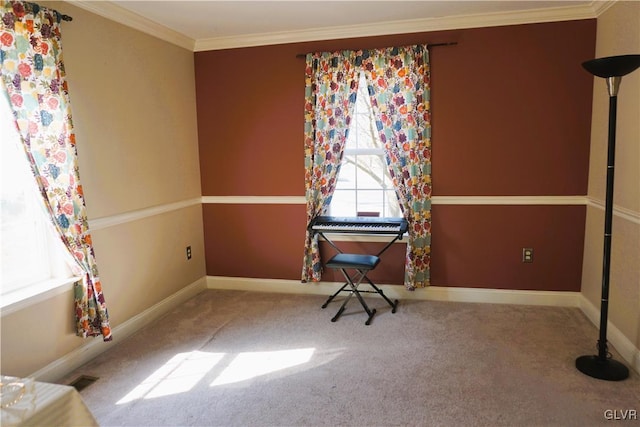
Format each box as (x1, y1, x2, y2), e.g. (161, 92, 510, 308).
(31, 277, 208, 383)
(578, 294, 640, 375)
(205, 276, 581, 307)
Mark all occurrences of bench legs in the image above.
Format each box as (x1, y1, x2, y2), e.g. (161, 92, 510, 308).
(321, 267, 397, 325)
(363, 276, 399, 313)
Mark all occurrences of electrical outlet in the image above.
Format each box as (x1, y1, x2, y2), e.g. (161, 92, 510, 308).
(522, 248, 533, 263)
(186, 246, 192, 260)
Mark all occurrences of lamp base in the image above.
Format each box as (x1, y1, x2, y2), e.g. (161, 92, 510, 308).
(576, 355, 629, 381)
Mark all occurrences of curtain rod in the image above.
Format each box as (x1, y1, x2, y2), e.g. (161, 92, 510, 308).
(295, 41, 457, 58)
(24, 1, 72, 21)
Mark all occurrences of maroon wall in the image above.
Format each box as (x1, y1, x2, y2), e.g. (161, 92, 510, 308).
(195, 20, 596, 292)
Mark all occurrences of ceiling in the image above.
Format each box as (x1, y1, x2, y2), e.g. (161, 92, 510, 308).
(69, 0, 611, 51)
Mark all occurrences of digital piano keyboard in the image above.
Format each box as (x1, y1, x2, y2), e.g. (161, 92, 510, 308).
(309, 216, 408, 235)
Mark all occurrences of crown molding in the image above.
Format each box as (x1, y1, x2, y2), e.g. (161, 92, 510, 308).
(590, 0, 618, 17)
(64, 0, 195, 51)
(66, 1, 613, 53)
(194, 2, 606, 52)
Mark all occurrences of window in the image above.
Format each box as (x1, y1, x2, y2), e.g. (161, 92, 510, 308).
(329, 71, 401, 218)
(0, 89, 72, 306)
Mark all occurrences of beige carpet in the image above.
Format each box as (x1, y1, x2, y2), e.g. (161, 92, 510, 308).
(65, 289, 639, 426)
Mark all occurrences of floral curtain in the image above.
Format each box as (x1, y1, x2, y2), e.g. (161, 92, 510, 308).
(301, 50, 359, 282)
(0, 1, 112, 340)
(302, 44, 432, 289)
(361, 45, 431, 289)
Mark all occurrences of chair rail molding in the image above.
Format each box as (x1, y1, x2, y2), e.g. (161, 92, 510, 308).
(586, 196, 640, 225)
(202, 195, 589, 206)
(89, 198, 201, 231)
(86, 195, 640, 232)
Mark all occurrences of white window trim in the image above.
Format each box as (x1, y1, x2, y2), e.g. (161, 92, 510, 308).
(1, 87, 78, 315)
(343, 148, 384, 156)
(1, 275, 81, 316)
(330, 72, 400, 218)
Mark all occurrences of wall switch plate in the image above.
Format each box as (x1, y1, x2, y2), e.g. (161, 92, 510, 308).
(186, 246, 192, 260)
(522, 247, 533, 263)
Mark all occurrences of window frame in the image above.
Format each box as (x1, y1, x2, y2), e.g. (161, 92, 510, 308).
(328, 71, 401, 218)
(0, 88, 76, 313)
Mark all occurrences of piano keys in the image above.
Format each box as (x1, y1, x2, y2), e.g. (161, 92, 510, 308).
(309, 216, 408, 235)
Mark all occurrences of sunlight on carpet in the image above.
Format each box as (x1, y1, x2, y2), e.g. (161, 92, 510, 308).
(116, 348, 315, 404)
(210, 348, 315, 386)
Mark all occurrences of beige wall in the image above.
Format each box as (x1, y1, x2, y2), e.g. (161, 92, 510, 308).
(581, 1, 640, 356)
(0, 2, 205, 377)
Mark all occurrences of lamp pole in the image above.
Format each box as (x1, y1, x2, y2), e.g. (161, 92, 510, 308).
(575, 54, 640, 381)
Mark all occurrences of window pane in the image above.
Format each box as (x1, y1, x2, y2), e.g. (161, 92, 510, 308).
(329, 190, 356, 217)
(384, 190, 402, 217)
(1, 90, 53, 294)
(1, 221, 50, 287)
(350, 72, 382, 151)
(352, 115, 376, 151)
(356, 154, 387, 190)
(329, 71, 401, 219)
(356, 190, 383, 217)
(335, 156, 356, 190)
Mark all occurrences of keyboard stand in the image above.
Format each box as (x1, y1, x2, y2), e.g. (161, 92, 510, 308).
(316, 228, 404, 259)
(316, 228, 402, 325)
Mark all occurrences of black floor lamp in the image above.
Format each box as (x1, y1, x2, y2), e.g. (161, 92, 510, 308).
(575, 54, 640, 381)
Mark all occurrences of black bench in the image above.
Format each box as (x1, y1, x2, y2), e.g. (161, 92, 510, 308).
(322, 253, 398, 325)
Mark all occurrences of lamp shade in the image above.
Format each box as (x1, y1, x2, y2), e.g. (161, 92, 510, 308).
(582, 54, 640, 78)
